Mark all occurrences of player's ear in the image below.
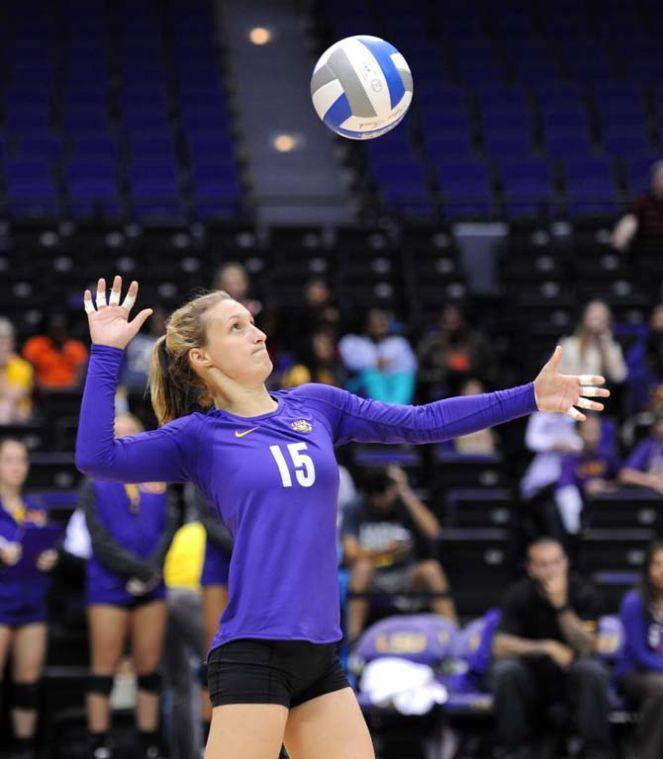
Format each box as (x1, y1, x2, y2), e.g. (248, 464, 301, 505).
(189, 347, 212, 370)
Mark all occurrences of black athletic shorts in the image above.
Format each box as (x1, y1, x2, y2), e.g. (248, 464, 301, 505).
(207, 638, 350, 708)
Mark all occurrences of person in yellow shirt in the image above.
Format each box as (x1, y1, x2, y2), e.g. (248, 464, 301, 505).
(0, 317, 34, 423)
(162, 512, 206, 759)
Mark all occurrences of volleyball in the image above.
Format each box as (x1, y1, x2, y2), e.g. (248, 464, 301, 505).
(310, 35, 413, 140)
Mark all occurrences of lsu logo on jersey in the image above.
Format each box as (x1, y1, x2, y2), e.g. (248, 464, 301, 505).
(291, 419, 313, 433)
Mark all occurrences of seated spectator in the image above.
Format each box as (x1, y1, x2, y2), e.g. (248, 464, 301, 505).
(491, 537, 611, 759)
(554, 415, 620, 540)
(339, 308, 417, 404)
(453, 378, 498, 455)
(283, 278, 341, 357)
(0, 316, 34, 422)
(341, 465, 456, 645)
(620, 412, 663, 493)
(212, 261, 262, 317)
(281, 326, 346, 389)
(617, 540, 663, 759)
(416, 304, 498, 402)
(520, 412, 583, 502)
(626, 304, 663, 414)
(612, 160, 663, 252)
(22, 312, 88, 390)
(558, 300, 627, 387)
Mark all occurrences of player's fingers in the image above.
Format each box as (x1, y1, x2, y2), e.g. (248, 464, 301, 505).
(108, 275, 122, 306)
(578, 374, 605, 386)
(121, 280, 138, 312)
(580, 386, 610, 398)
(83, 290, 95, 315)
(567, 406, 585, 422)
(576, 397, 604, 411)
(96, 278, 108, 308)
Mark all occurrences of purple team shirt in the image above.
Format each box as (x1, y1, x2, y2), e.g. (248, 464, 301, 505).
(76, 344, 537, 652)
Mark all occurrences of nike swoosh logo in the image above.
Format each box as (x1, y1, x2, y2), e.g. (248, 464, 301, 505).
(235, 427, 258, 438)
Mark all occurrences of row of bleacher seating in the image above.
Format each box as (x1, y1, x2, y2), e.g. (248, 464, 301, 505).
(319, 0, 663, 219)
(0, 0, 242, 221)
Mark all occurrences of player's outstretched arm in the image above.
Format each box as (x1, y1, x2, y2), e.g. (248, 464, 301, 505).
(75, 276, 199, 483)
(292, 346, 610, 446)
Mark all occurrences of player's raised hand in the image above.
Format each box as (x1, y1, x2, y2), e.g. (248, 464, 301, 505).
(83, 276, 153, 350)
(533, 345, 610, 422)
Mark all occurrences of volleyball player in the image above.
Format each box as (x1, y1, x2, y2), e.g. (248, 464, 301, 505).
(77, 276, 609, 759)
(83, 412, 178, 759)
(0, 439, 58, 758)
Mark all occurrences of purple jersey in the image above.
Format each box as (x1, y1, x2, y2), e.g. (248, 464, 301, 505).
(76, 345, 536, 651)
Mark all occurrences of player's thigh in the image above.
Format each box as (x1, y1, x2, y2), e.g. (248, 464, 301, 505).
(11, 623, 48, 681)
(87, 604, 130, 671)
(284, 687, 375, 759)
(205, 703, 288, 759)
(130, 600, 167, 672)
(202, 585, 229, 649)
(0, 625, 14, 674)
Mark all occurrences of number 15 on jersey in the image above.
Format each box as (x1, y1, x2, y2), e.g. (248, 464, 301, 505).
(269, 443, 316, 488)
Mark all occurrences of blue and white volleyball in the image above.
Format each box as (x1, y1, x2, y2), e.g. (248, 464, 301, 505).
(310, 36, 413, 140)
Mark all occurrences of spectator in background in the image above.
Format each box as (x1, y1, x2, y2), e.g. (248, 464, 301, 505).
(120, 306, 167, 396)
(212, 262, 262, 317)
(22, 312, 88, 390)
(554, 415, 620, 543)
(520, 412, 583, 502)
(281, 326, 346, 389)
(339, 308, 417, 404)
(416, 304, 498, 402)
(342, 466, 456, 645)
(0, 317, 34, 423)
(626, 304, 663, 414)
(453, 378, 498, 455)
(162, 511, 206, 759)
(558, 300, 627, 386)
(612, 160, 663, 252)
(0, 439, 58, 759)
(617, 540, 663, 759)
(491, 537, 611, 759)
(302, 277, 340, 331)
(620, 412, 663, 494)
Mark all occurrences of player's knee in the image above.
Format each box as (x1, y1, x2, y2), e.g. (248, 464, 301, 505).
(87, 674, 114, 697)
(12, 681, 40, 710)
(137, 671, 162, 694)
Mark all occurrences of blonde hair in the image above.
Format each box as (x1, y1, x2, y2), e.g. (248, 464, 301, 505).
(149, 290, 232, 425)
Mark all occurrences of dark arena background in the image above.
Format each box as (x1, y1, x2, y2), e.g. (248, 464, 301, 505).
(0, 0, 662, 757)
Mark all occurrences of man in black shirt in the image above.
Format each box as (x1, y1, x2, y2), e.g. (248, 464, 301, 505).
(341, 466, 456, 644)
(491, 537, 611, 759)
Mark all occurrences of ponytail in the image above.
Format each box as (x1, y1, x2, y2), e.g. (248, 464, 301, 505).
(148, 291, 231, 425)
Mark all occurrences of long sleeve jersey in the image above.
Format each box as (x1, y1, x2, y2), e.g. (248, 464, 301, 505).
(76, 344, 536, 652)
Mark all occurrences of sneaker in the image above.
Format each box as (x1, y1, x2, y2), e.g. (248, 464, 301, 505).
(144, 747, 165, 759)
(91, 747, 113, 759)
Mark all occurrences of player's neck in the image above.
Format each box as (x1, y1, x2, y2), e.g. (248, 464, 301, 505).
(212, 385, 278, 418)
(0, 485, 22, 506)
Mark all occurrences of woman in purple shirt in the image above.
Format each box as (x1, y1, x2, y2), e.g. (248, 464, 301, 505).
(617, 541, 663, 759)
(0, 439, 58, 758)
(84, 413, 177, 759)
(76, 276, 608, 759)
